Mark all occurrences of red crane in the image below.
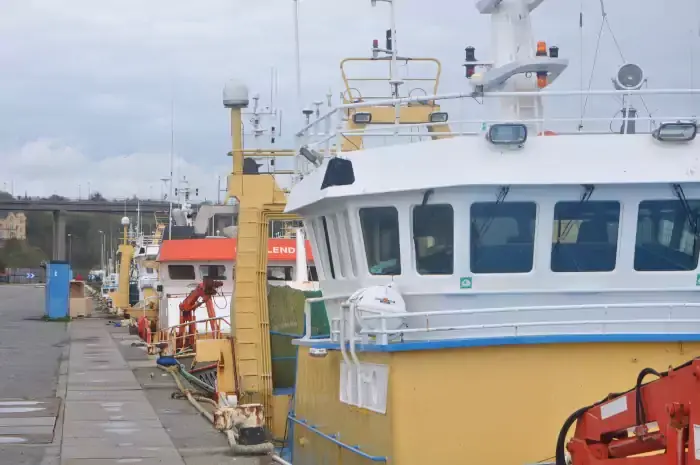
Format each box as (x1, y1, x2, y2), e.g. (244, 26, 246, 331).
(561, 358, 700, 465)
(176, 265, 224, 351)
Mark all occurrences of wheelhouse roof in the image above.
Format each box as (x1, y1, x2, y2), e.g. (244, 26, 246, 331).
(285, 134, 700, 213)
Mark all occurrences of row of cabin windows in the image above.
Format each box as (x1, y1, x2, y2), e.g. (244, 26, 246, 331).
(315, 199, 700, 277)
(167, 264, 318, 282)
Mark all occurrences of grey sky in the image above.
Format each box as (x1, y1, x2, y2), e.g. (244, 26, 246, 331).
(1, 0, 698, 200)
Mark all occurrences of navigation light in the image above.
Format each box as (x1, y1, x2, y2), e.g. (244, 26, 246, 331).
(464, 46, 477, 78)
(487, 124, 528, 145)
(652, 122, 697, 142)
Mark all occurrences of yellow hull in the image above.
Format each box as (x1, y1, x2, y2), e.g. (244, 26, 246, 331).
(292, 342, 700, 465)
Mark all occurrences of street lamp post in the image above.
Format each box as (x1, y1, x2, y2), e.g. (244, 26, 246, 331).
(67, 233, 73, 265)
(98, 230, 105, 272)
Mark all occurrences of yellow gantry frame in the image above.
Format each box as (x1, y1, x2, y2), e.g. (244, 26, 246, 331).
(113, 223, 134, 313)
(339, 57, 452, 151)
(226, 106, 297, 427)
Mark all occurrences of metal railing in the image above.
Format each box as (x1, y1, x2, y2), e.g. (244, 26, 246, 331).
(157, 316, 232, 355)
(319, 301, 700, 346)
(294, 88, 700, 173)
(298, 296, 700, 348)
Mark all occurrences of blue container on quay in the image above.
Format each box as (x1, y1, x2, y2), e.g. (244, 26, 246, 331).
(45, 261, 71, 319)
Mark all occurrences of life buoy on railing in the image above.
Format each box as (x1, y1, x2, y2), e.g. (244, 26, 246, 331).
(538, 130, 557, 136)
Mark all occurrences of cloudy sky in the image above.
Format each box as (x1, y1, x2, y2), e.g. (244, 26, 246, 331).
(1, 0, 698, 200)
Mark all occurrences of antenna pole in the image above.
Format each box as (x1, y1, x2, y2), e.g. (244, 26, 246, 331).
(293, 0, 303, 112)
(388, 0, 398, 86)
(168, 86, 175, 241)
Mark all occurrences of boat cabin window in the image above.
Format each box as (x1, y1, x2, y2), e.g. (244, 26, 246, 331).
(199, 265, 227, 280)
(342, 211, 358, 277)
(168, 265, 195, 280)
(319, 217, 336, 278)
(471, 202, 536, 274)
(146, 267, 154, 274)
(268, 266, 293, 281)
(413, 204, 454, 275)
(307, 265, 318, 281)
(359, 207, 401, 275)
(634, 199, 700, 271)
(551, 201, 620, 272)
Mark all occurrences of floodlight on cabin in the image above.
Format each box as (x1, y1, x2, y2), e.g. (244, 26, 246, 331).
(299, 146, 324, 167)
(429, 112, 449, 123)
(652, 121, 698, 142)
(352, 112, 372, 124)
(487, 123, 528, 145)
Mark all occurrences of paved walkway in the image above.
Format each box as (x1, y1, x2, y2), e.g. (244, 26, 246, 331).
(0, 285, 68, 465)
(0, 285, 269, 465)
(52, 319, 186, 465)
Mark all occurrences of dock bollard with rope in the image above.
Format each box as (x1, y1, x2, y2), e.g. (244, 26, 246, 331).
(157, 360, 275, 456)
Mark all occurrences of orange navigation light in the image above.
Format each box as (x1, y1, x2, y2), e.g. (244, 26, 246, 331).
(537, 74, 548, 88)
(536, 41, 547, 56)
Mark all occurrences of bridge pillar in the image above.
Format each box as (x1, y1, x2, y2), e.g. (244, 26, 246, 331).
(52, 210, 66, 261)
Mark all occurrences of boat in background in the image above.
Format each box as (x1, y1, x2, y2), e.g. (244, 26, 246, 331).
(156, 235, 317, 337)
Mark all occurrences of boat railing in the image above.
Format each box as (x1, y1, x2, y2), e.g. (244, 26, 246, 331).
(158, 316, 232, 355)
(299, 296, 700, 346)
(295, 88, 700, 168)
(133, 234, 163, 247)
(338, 301, 700, 346)
(339, 56, 441, 104)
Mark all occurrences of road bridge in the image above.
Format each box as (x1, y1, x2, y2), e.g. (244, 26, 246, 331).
(0, 199, 188, 213)
(0, 199, 198, 260)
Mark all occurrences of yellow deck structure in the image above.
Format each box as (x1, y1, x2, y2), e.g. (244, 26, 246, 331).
(291, 342, 700, 465)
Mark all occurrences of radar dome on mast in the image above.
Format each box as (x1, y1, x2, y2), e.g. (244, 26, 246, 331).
(223, 79, 250, 108)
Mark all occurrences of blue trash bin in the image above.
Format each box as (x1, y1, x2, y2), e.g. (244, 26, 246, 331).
(45, 261, 71, 319)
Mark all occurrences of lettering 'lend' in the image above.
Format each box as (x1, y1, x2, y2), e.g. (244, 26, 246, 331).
(271, 247, 295, 254)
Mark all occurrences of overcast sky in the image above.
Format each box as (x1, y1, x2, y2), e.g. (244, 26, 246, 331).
(1, 0, 698, 200)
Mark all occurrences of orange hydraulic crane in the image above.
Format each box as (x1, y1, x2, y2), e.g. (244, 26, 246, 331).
(562, 358, 700, 465)
(177, 265, 224, 351)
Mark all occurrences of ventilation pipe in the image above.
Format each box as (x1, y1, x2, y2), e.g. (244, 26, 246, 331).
(295, 228, 308, 283)
(620, 107, 638, 134)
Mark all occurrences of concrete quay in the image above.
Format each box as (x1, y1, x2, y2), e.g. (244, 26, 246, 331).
(0, 285, 270, 465)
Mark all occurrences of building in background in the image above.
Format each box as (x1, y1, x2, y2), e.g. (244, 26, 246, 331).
(0, 212, 27, 241)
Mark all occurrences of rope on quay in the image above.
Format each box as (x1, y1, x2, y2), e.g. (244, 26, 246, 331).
(157, 363, 275, 456)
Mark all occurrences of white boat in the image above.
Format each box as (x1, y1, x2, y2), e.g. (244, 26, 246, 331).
(281, 1, 700, 464)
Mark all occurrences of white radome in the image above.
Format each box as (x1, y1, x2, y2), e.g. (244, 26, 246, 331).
(222, 79, 250, 108)
(120, 216, 130, 226)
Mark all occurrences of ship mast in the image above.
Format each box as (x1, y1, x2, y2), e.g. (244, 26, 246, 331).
(469, 0, 567, 133)
(484, 0, 541, 122)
